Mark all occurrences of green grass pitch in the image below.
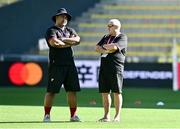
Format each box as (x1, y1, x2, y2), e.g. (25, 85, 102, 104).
(0, 87, 180, 128)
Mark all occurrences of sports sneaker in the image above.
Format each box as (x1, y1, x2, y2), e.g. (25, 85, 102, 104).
(98, 117, 110, 122)
(113, 116, 120, 122)
(43, 114, 51, 122)
(70, 115, 81, 122)
(112, 118, 120, 122)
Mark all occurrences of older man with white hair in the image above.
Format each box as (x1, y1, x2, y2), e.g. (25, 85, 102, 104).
(95, 19, 128, 122)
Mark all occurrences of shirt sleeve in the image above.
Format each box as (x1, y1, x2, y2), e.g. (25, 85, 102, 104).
(97, 35, 106, 46)
(115, 34, 128, 50)
(67, 27, 78, 37)
(114, 34, 128, 55)
(45, 28, 57, 41)
(45, 28, 57, 47)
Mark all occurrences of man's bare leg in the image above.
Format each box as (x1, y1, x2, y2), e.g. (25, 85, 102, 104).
(113, 93, 123, 121)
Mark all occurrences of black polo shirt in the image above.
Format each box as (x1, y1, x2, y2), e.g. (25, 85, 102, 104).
(45, 26, 78, 65)
(97, 33, 128, 73)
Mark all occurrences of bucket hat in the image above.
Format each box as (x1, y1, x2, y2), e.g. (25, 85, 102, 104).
(52, 8, 72, 22)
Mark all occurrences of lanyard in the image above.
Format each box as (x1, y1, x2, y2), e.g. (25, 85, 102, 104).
(106, 36, 116, 44)
(107, 36, 112, 44)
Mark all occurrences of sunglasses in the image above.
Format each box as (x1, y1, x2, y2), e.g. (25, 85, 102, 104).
(107, 24, 114, 28)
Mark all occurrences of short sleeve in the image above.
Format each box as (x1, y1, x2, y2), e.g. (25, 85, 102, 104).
(115, 34, 128, 50)
(67, 27, 78, 37)
(45, 28, 57, 41)
(97, 35, 107, 46)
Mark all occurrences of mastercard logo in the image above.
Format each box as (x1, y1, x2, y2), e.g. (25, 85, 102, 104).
(8, 62, 43, 86)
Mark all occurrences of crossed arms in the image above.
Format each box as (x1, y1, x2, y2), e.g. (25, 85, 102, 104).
(48, 36, 80, 48)
(95, 43, 119, 54)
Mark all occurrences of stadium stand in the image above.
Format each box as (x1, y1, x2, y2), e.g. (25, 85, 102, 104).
(0, 0, 18, 7)
(0, 0, 100, 61)
(71, 0, 180, 62)
(1, 0, 180, 62)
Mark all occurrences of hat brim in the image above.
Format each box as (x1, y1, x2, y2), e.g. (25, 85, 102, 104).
(52, 13, 72, 22)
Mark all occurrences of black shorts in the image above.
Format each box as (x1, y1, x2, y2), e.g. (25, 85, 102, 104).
(47, 64, 80, 93)
(99, 70, 123, 93)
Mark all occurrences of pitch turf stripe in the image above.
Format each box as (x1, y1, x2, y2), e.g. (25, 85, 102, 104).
(2, 128, 178, 129)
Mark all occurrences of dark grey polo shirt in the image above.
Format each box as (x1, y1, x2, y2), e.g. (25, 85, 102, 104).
(97, 33, 128, 73)
(45, 26, 78, 65)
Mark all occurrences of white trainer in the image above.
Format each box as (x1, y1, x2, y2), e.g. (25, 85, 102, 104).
(98, 117, 110, 122)
(70, 115, 81, 122)
(43, 114, 51, 122)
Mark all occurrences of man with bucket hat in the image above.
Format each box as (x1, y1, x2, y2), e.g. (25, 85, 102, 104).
(43, 8, 81, 122)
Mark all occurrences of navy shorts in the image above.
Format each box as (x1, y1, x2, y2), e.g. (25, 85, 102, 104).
(47, 64, 81, 93)
(99, 69, 123, 93)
